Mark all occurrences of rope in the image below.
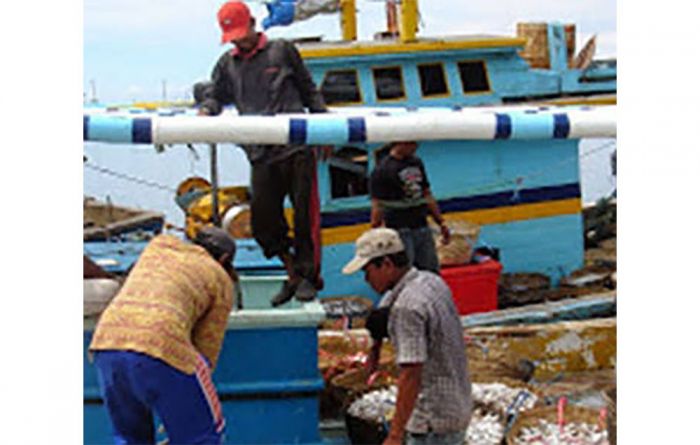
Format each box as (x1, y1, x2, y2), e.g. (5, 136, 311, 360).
(84, 161, 177, 193)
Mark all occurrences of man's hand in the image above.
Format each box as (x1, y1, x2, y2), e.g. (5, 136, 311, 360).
(439, 222, 451, 245)
(365, 341, 381, 379)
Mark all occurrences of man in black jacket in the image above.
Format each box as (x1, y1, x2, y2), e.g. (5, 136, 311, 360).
(197, 1, 327, 306)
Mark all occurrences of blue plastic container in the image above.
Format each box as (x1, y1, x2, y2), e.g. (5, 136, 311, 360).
(84, 302, 326, 444)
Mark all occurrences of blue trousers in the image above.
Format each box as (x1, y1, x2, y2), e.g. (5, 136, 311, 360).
(94, 350, 225, 445)
(397, 226, 440, 274)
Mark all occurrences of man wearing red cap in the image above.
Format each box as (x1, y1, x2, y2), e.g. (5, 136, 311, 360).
(197, 1, 327, 307)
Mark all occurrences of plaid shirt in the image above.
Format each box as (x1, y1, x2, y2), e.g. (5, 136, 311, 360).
(379, 268, 472, 434)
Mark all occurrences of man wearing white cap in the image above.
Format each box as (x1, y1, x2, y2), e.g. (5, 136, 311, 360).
(343, 228, 472, 445)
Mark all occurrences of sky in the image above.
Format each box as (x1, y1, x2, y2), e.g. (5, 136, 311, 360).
(84, 0, 617, 104)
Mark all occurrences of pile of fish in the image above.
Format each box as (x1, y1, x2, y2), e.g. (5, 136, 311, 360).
(464, 409, 504, 445)
(472, 382, 538, 415)
(346, 381, 544, 445)
(512, 420, 609, 445)
(347, 386, 397, 423)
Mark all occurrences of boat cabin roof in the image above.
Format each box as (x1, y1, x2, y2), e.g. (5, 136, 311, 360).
(298, 34, 526, 59)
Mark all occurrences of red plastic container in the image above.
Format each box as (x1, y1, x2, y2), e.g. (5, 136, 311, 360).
(440, 260, 503, 315)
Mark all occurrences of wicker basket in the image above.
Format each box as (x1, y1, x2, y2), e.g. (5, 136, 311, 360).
(345, 411, 389, 445)
(319, 346, 395, 420)
(329, 364, 398, 412)
(471, 375, 543, 421)
(505, 405, 605, 445)
(433, 220, 480, 267)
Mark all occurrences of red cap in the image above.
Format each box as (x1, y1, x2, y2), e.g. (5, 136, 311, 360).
(218, 1, 252, 44)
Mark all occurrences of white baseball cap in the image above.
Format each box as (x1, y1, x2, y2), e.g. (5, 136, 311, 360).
(342, 228, 405, 275)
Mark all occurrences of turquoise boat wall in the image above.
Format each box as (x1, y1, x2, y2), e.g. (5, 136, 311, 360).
(318, 213, 583, 304)
(478, 214, 584, 279)
(315, 138, 583, 301)
(318, 139, 579, 211)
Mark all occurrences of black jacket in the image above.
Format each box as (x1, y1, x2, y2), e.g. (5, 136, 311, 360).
(199, 38, 326, 164)
(201, 38, 326, 116)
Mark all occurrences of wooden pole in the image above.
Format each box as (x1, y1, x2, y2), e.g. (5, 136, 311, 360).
(386, 0, 399, 36)
(209, 143, 221, 227)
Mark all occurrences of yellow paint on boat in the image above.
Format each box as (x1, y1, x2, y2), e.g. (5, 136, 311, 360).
(299, 37, 527, 59)
(316, 197, 581, 245)
(540, 94, 617, 106)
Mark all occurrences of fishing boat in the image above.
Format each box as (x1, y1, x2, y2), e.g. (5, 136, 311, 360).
(83, 0, 615, 300)
(296, 0, 615, 108)
(83, 196, 164, 242)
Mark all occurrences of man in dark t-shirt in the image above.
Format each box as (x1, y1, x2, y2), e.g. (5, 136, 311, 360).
(369, 141, 450, 273)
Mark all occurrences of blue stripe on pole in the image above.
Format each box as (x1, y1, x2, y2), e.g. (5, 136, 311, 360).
(553, 113, 571, 139)
(289, 118, 308, 144)
(83, 116, 89, 141)
(132, 118, 152, 143)
(495, 114, 512, 139)
(511, 112, 553, 139)
(307, 118, 349, 144)
(347, 117, 366, 142)
(87, 115, 135, 143)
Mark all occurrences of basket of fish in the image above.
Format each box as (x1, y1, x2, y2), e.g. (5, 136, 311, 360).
(329, 363, 398, 415)
(344, 386, 395, 445)
(505, 405, 609, 445)
(471, 378, 540, 417)
(462, 378, 541, 445)
(344, 378, 541, 445)
(465, 406, 506, 445)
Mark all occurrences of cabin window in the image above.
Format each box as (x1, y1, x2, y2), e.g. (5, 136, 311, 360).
(418, 63, 449, 97)
(329, 146, 369, 199)
(372, 66, 405, 101)
(457, 60, 490, 93)
(320, 69, 362, 105)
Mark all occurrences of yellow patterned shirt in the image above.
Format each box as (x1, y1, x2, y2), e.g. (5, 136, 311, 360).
(89, 234, 234, 374)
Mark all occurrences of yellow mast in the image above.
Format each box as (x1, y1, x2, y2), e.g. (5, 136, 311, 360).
(340, 0, 418, 42)
(399, 0, 418, 42)
(340, 0, 357, 41)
